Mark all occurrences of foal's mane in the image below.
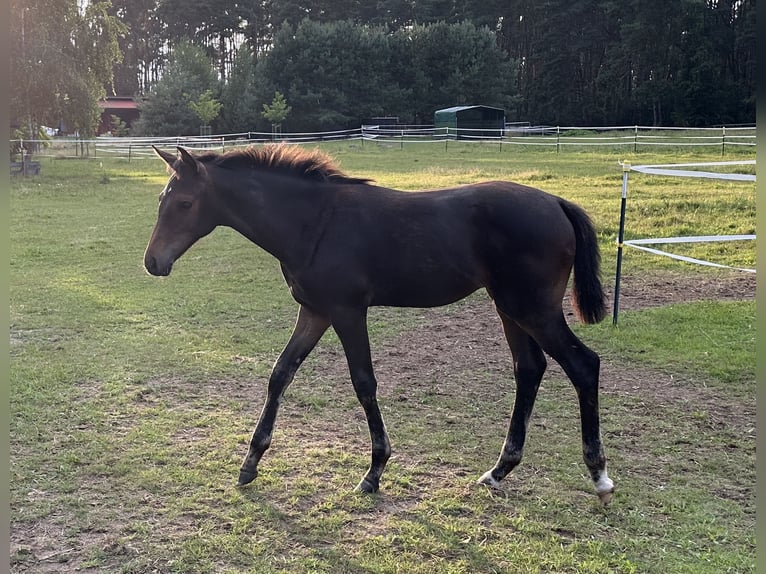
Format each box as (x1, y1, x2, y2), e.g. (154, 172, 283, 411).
(199, 144, 371, 184)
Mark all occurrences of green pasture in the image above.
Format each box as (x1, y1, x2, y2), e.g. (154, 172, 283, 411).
(10, 143, 755, 573)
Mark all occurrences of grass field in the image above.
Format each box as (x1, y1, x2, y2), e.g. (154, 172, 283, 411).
(9, 143, 756, 573)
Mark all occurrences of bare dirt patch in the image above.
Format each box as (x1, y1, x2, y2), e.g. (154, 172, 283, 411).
(311, 268, 756, 400)
(608, 269, 756, 312)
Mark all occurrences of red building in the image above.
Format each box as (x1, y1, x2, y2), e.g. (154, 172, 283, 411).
(98, 97, 141, 135)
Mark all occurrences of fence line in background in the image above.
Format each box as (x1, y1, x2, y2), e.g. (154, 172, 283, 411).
(10, 124, 756, 161)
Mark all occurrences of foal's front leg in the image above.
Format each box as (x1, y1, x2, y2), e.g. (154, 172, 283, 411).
(331, 308, 391, 493)
(237, 305, 330, 486)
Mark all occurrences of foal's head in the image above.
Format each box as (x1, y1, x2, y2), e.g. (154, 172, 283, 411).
(144, 144, 368, 276)
(144, 146, 218, 276)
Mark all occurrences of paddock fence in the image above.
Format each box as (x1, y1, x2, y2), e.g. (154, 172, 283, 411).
(9, 124, 756, 162)
(611, 159, 757, 325)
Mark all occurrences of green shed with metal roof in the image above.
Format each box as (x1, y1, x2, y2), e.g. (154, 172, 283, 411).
(433, 105, 505, 139)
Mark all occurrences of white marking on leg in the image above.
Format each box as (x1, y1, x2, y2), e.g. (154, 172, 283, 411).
(477, 470, 501, 488)
(595, 470, 614, 504)
(595, 470, 614, 494)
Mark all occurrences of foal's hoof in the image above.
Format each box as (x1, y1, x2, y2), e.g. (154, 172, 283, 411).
(595, 475, 615, 506)
(597, 488, 614, 506)
(236, 468, 258, 487)
(477, 470, 502, 489)
(354, 478, 379, 494)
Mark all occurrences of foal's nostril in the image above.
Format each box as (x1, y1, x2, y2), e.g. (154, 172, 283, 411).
(144, 254, 158, 275)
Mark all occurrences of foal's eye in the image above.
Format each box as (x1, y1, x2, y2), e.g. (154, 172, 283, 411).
(179, 200, 193, 210)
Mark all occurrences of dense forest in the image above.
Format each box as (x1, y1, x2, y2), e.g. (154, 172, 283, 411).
(10, 0, 756, 137)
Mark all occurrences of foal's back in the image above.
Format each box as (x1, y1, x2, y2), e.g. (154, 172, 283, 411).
(314, 181, 577, 309)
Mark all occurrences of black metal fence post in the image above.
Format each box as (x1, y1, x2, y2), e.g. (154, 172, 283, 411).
(612, 162, 631, 326)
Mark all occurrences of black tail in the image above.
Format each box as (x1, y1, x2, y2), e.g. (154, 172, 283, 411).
(558, 199, 607, 324)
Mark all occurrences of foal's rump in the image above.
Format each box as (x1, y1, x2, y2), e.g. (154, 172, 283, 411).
(461, 181, 606, 324)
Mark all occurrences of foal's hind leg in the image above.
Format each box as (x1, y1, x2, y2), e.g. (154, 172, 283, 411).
(479, 312, 547, 488)
(237, 305, 330, 486)
(522, 313, 614, 504)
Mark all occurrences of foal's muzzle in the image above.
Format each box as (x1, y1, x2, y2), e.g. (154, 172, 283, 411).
(144, 254, 172, 276)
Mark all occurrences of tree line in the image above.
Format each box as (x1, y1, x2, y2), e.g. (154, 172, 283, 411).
(10, 0, 755, 139)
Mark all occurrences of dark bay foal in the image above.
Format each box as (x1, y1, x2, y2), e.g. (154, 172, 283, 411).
(143, 144, 614, 504)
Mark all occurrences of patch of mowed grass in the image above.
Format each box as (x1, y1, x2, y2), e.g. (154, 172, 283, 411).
(10, 148, 754, 573)
(580, 299, 755, 389)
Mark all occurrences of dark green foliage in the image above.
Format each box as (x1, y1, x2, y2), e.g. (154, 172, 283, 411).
(255, 20, 407, 131)
(156, 0, 248, 81)
(10, 1, 756, 136)
(255, 1, 754, 126)
(107, 0, 164, 95)
(109, 114, 130, 136)
(497, 0, 755, 126)
(218, 47, 261, 133)
(254, 20, 516, 131)
(406, 19, 515, 123)
(131, 42, 220, 136)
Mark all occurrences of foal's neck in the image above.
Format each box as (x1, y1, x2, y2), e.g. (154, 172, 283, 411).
(217, 170, 335, 266)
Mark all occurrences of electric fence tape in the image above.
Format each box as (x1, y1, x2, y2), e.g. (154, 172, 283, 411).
(612, 159, 756, 324)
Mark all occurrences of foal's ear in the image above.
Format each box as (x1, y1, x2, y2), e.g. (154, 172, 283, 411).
(152, 145, 178, 169)
(177, 147, 202, 175)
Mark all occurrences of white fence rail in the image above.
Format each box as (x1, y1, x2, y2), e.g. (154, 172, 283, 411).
(611, 159, 757, 324)
(10, 125, 756, 161)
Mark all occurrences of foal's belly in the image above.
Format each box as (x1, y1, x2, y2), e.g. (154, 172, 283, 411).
(368, 269, 482, 308)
